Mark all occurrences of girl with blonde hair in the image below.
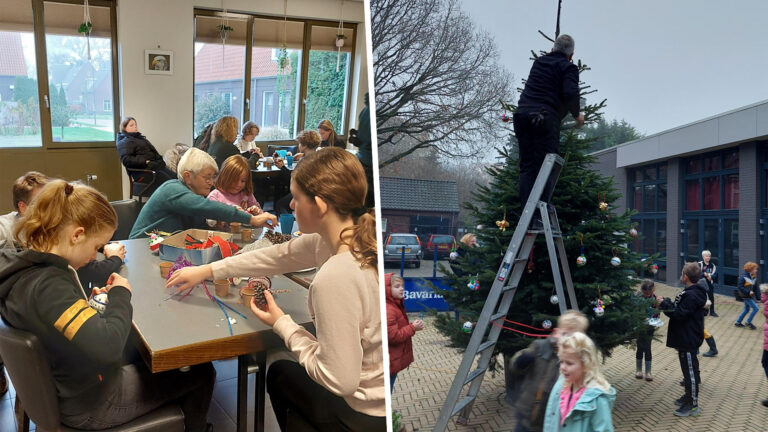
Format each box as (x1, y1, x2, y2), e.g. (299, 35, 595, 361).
(542, 332, 616, 431)
(0, 180, 215, 431)
(167, 147, 384, 429)
(317, 119, 345, 148)
(207, 116, 240, 167)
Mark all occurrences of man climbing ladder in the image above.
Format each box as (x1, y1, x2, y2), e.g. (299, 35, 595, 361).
(514, 34, 584, 210)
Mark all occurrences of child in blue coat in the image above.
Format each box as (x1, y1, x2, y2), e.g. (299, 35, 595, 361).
(543, 332, 615, 432)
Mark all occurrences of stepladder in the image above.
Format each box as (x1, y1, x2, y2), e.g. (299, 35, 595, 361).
(432, 153, 579, 431)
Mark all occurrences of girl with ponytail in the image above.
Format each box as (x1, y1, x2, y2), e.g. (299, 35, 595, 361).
(167, 147, 384, 430)
(0, 181, 215, 431)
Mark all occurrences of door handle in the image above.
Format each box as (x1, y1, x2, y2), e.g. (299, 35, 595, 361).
(44, 95, 49, 108)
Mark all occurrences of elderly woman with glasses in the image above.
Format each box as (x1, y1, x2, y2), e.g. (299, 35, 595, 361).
(129, 148, 276, 238)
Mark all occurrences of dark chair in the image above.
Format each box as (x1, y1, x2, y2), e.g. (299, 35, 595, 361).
(110, 199, 140, 241)
(125, 168, 156, 204)
(267, 144, 298, 156)
(0, 318, 185, 432)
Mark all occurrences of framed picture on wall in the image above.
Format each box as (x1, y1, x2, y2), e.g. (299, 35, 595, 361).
(144, 49, 173, 75)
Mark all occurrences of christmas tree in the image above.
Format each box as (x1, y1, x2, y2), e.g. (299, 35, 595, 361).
(434, 42, 655, 373)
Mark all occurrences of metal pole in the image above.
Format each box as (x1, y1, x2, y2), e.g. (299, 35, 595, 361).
(433, 245, 438, 277)
(400, 246, 405, 277)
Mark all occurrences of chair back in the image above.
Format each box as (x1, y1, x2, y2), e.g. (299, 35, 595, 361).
(267, 144, 298, 156)
(110, 199, 140, 241)
(0, 318, 61, 430)
(125, 168, 156, 202)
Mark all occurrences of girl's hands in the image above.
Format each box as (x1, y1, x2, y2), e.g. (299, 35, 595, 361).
(413, 319, 425, 331)
(103, 242, 126, 261)
(247, 205, 262, 215)
(106, 273, 131, 292)
(165, 265, 213, 292)
(249, 290, 285, 326)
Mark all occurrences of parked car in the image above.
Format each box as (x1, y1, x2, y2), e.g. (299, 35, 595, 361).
(384, 233, 423, 268)
(424, 234, 457, 260)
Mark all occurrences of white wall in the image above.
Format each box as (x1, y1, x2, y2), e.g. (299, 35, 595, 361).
(117, 0, 368, 197)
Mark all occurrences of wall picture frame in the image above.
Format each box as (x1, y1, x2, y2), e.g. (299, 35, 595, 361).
(145, 49, 173, 75)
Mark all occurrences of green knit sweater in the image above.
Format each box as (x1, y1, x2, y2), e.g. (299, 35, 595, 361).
(129, 180, 252, 238)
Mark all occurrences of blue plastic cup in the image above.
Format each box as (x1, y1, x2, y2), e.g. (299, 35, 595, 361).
(287, 155, 294, 167)
(279, 214, 294, 235)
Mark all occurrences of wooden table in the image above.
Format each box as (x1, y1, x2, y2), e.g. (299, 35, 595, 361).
(121, 239, 313, 432)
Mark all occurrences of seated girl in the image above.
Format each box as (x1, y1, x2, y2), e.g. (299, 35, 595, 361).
(317, 119, 346, 148)
(207, 155, 263, 229)
(167, 148, 385, 430)
(273, 130, 321, 215)
(129, 148, 276, 238)
(234, 121, 266, 158)
(0, 180, 215, 431)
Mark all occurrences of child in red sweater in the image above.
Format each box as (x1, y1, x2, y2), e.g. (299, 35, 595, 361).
(386, 273, 424, 393)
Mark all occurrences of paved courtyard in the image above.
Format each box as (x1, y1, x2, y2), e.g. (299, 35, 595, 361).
(392, 283, 768, 431)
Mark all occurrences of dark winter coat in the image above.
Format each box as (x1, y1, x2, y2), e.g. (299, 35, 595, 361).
(737, 270, 757, 299)
(506, 337, 561, 431)
(116, 132, 166, 172)
(516, 51, 580, 121)
(385, 273, 415, 375)
(0, 246, 132, 414)
(207, 137, 239, 168)
(664, 279, 708, 351)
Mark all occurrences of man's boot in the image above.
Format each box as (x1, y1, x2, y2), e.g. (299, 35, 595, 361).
(702, 336, 718, 357)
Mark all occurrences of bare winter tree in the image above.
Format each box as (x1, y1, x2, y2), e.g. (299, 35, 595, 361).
(372, 0, 514, 168)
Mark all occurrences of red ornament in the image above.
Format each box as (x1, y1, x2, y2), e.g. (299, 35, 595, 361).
(501, 113, 511, 123)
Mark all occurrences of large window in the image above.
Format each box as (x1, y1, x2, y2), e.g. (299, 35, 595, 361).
(682, 148, 739, 287)
(249, 17, 304, 140)
(193, 15, 246, 134)
(304, 24, 353, 132)
(629, 163, 667, 280)
(194, 11, 356, 142)
(0, 0, 119, 149)
(0, 28, 42, 147)
(684, 149, 739, 210)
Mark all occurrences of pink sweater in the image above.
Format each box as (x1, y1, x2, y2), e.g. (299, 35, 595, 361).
(559, 384, 587, 425)
(207, 189, 261, 212)
(210, 233, 385, 417)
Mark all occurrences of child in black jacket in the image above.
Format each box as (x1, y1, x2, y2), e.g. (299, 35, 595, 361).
(0, 180, 214, 431)
(660, 262, 708, 417)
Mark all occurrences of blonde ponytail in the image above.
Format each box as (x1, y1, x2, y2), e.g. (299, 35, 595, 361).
(15, 180, 116, 251)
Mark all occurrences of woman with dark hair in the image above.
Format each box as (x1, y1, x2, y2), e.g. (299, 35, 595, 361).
(116, 117, 175, 195)
(167, 148, 385, 430)
(317, 119, 346, 148)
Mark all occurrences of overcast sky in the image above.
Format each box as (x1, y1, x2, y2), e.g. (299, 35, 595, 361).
(458, 0, 768, 136)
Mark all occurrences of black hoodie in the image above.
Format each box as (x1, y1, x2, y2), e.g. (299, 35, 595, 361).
(0, 246, 132, 413)
(664, 279, 708, 350)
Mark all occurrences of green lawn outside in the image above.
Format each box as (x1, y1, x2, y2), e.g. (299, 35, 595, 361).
(51, 127, 114, 142)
